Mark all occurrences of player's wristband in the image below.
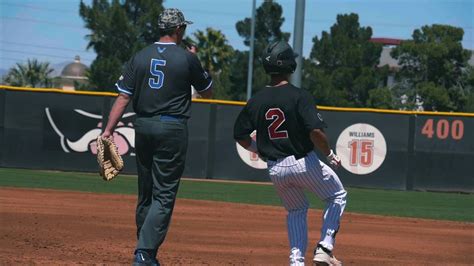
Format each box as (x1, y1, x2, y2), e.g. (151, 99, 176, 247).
(326, 149, 336, 160)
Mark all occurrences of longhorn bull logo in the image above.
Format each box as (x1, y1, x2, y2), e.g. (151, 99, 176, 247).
(45, 108, 135, 156)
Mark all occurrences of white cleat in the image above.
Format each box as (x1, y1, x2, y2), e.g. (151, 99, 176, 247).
(289, 247, 305, 266)
(313, 247, 342, 266)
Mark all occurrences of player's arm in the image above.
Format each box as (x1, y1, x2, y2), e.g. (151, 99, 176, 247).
(236, 138, 257, 153)
(233, 105, 257, 153)
(188, 52, 213, 99)
(102, 93, 131, 138)
(102, 58, 135, 138)
(310, 128, 341, 170)
(298, 90, 341, 169)
(310, 128, 331, 155)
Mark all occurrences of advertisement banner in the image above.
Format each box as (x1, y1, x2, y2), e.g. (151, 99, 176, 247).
(1, 90, 211, 177)
(313, 111, 410, 189)
(211, 107, 410, 189)
(0, 89, 5, 166)
(2, 90, 136, 172)
(1, 88, 471, 192)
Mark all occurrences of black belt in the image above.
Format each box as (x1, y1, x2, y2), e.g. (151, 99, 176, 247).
(267, 153, 307, 162)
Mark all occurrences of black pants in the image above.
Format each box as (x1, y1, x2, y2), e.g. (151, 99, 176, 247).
(133, 115, 188, 255)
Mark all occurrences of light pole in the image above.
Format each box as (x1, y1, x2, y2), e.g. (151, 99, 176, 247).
(246, 0, 256, 100)
(290, 0, 306, 87)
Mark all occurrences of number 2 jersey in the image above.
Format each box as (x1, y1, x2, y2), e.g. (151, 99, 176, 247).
(233, 83, 327, 161)
(115, 42, 212, 118)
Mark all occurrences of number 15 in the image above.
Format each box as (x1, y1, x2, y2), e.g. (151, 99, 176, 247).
(349, 140, 374, 167)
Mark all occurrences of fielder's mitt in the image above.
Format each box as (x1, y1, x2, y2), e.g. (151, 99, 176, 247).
(96, 136, 124, 181)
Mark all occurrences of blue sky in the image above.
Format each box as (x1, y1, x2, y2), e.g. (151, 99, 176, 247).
(0, 0, 472, 71)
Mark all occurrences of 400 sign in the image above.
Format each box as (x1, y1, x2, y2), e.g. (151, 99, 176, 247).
(336, 123, 387, 175)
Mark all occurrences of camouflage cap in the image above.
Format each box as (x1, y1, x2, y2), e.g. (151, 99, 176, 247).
(158, 8, 193, 29)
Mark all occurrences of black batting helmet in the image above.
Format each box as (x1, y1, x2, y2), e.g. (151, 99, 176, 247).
(262, 41, 298, 74)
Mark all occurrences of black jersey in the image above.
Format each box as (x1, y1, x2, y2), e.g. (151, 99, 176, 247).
(115, 42, 212, 118)
(234, 83, 326, 161)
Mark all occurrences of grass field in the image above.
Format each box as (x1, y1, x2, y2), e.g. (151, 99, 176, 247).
(0, 167, 472, 222)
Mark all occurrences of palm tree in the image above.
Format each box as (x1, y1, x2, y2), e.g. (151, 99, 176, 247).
(4, 59, 54, 88)
(193, 28, 234, 74)
(191, 28, 234, 99)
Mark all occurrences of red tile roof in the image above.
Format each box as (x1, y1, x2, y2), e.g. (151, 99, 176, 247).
(370, 38, 402, 46)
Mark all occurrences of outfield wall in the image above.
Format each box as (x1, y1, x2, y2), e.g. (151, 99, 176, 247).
(0, 89, 5, 168)
(1, 86, 473, 193)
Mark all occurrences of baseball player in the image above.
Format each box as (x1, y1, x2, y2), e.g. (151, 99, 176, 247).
(233, 41, 346, 266)
(101, 8, 212, 265)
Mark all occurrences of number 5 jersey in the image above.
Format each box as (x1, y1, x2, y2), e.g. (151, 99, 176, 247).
(115, 42, 212, 118)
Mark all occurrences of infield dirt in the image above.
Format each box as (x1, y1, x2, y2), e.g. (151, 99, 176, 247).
(1, 188, 472, 265)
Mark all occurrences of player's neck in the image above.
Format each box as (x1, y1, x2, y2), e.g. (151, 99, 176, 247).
(269, 76, 290, 87)
(158, 35, 178, 44)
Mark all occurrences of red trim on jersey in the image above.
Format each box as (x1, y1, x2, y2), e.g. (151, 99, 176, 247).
(265, 108, 289, 140)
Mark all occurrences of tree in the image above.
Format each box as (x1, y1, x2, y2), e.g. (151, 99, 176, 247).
(231, 0, 290, 100)
(455, 65, 474, 112)
(367, 87, 394, 109)
(416, 82, 454, 111)
(79, 0, 163, 92)
(391, 24, 472, 111)
(227, 50, 250, 100)
(302, 60, 349, 106)
(305, 13, 387, 107)
(236, 0, 290, 54)
(4, 59, 54, 88)
(189, 28, 234, 99)
(73, 80, 93, 91)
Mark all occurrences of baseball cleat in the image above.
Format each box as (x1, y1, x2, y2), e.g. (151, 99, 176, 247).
(132, 250, 160, 266)
(289, 247, 305, 266)
(313, 246, 342, 266)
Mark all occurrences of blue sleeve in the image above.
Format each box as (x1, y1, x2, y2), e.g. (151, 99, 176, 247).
(188, 53, 212, 92)
(115, 57, 135, 96)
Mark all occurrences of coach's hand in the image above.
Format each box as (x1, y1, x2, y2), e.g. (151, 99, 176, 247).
(182, 39, 197, 54)
(187, 46, 197, 54)
(327, 149, 341, 170)
(101, 130, 112, 139)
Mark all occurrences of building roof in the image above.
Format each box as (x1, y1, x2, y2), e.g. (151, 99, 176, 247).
(61, 56, 87, 79)
(370, 38, 402, 46)
(378, 47, 474, 69)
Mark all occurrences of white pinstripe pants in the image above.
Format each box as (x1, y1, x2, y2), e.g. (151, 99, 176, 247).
(268, 151, 347, 254)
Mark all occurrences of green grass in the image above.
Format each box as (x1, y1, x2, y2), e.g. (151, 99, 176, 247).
(0, 168, 472, 222)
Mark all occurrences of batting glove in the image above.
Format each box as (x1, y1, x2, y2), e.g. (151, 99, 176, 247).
(327, 149, 341, 170)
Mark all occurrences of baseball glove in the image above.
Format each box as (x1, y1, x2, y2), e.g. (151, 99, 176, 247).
(96, 136, 124, 181)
